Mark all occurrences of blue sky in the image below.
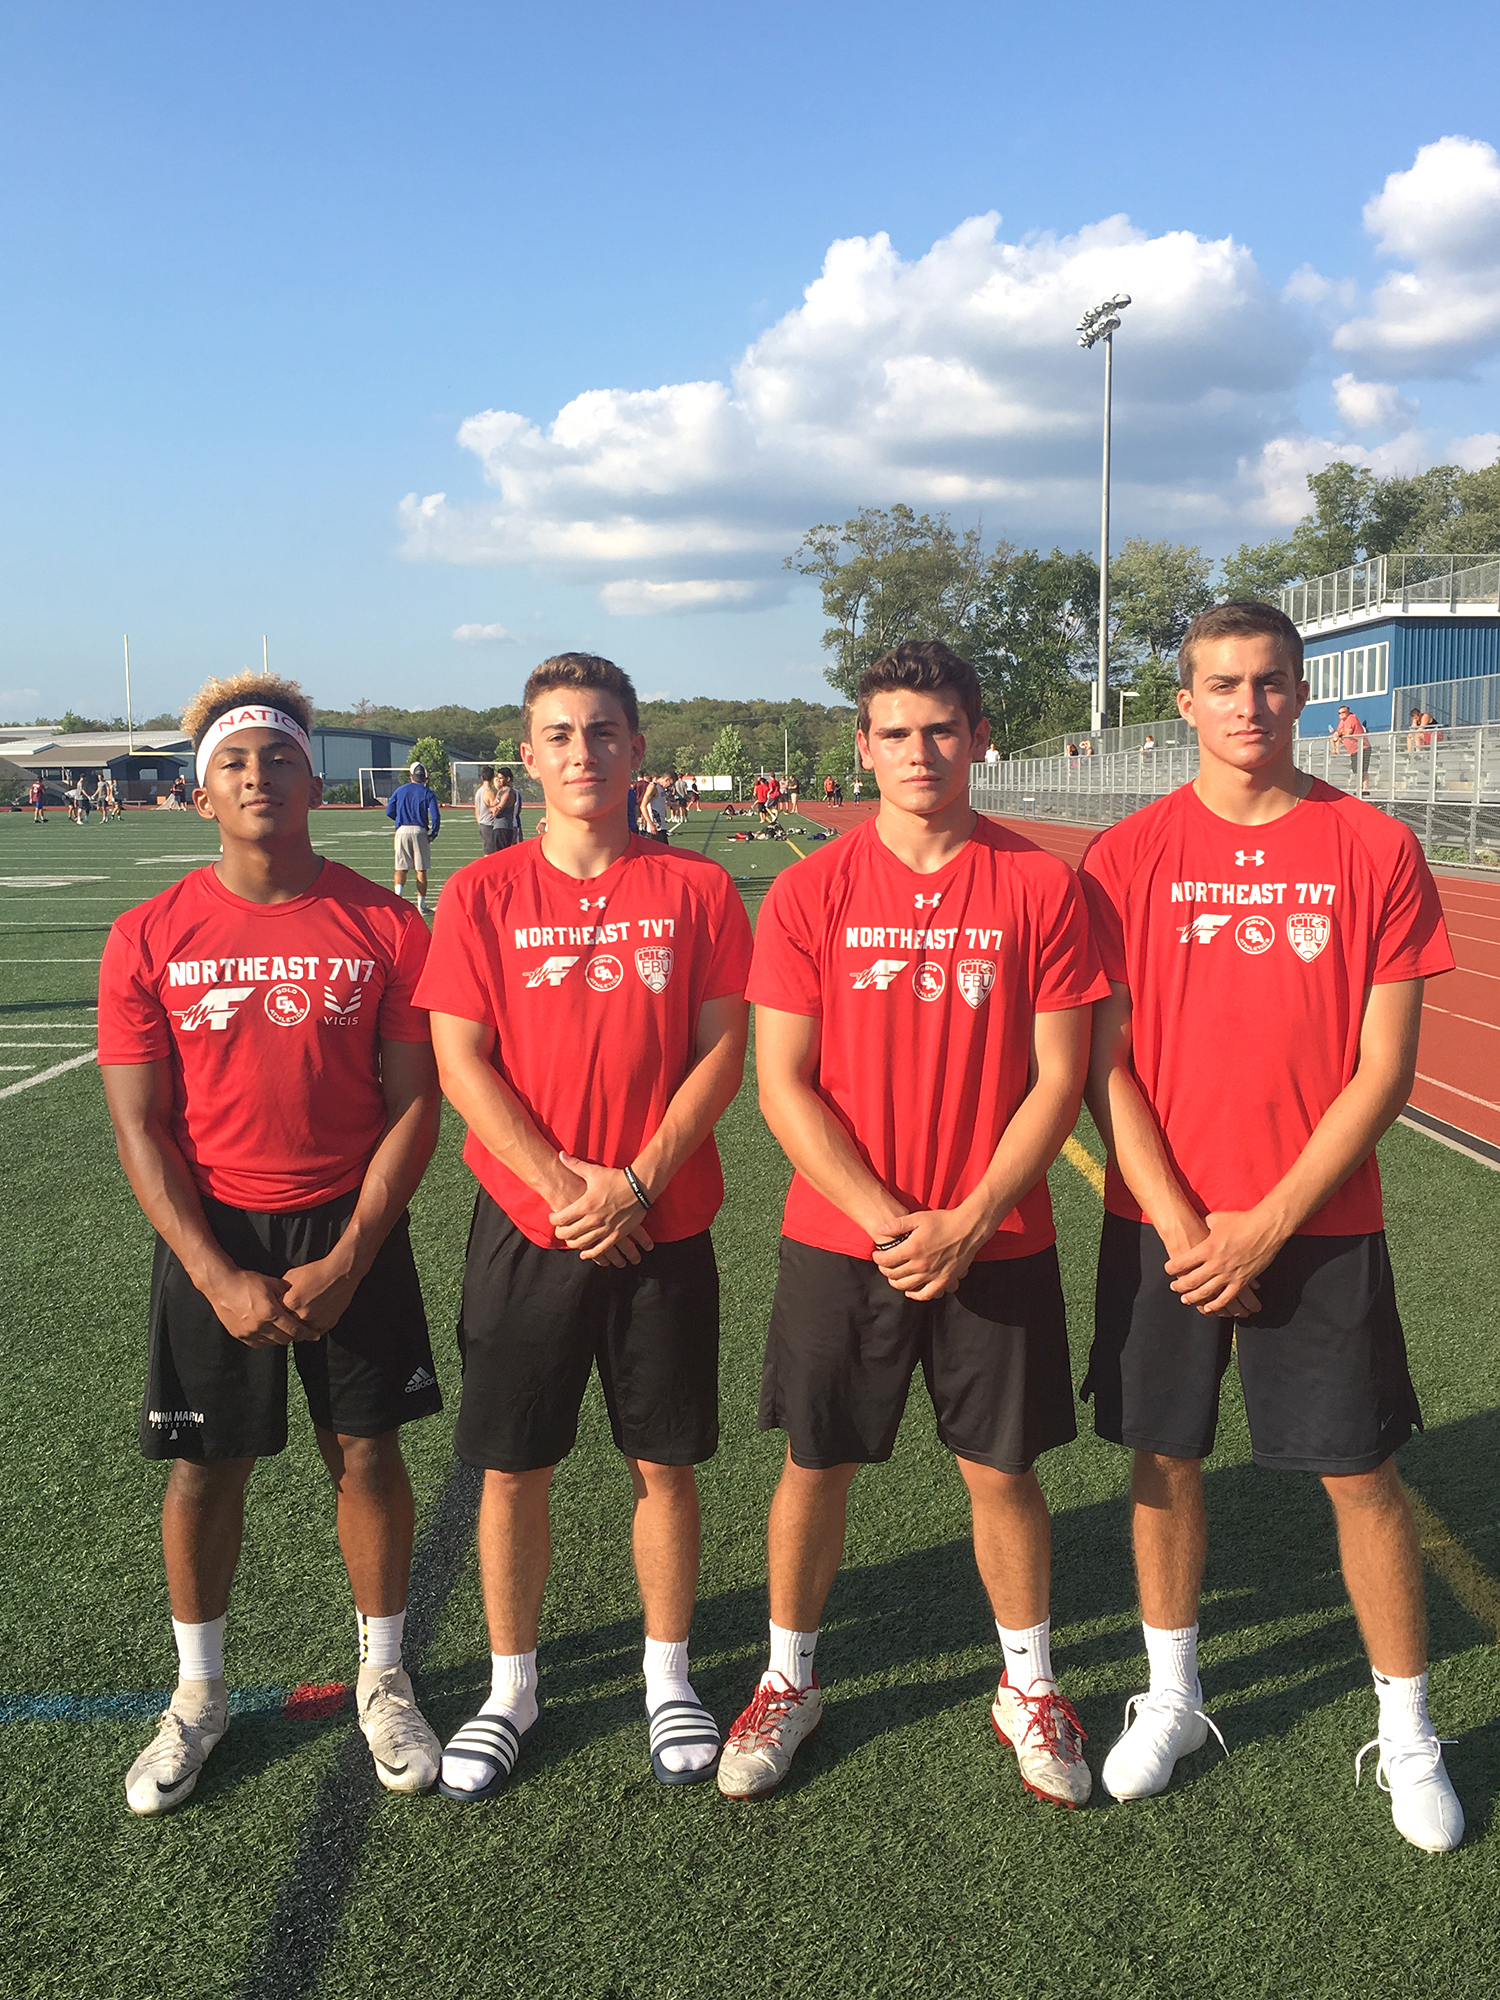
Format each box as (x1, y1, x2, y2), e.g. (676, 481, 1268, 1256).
(3, 0, 1498, 723)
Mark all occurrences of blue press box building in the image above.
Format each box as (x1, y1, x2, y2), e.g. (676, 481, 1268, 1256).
(1282, 553, 1500, 736)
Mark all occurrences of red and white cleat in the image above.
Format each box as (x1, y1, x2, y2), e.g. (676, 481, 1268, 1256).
(716, 1672, 822, 1800)
(991, 1676, 1092, 1807)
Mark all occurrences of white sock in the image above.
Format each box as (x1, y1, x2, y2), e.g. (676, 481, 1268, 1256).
(643, 1636, 717, 1775)
(768, 1621, 818, 1690)
(440, 1651, 538, 1794)
(1143, 1622, 1200, 1701)
(1374, 1668, 1432, 1744)
(172, 1614, 225, 1685)
(996, 1617, 1054, 1692)
(356, 1609, 405, 1691)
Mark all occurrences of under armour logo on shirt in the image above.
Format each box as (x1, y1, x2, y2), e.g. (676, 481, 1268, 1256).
(1235, 850, 1265, 867)
(915, 892, 942, 909)
(579, 895, 608, 910)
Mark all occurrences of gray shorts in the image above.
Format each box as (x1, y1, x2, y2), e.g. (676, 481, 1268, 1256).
(393, 826, 430, 872)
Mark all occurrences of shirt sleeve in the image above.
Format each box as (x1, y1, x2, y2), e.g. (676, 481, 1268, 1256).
(377, 909, 434, 1041)
(745, 872, 822, 1017)
(1033, 860, 1112, 1011)
(412, 881, 498, 1026)
(425, 790, 442, 838)
(1372, 826, 1455, 984)
(699, 872, 754, 1002)
(385, 791, 398, 821)
(1077, 835, 1128, 986)
(96, 919, 172, 1064)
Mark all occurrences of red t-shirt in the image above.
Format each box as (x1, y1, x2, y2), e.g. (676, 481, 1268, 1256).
(414, 835, 753, 1246)
(746, 816, 1109, 1260)
(97, 860, 431, 1212)
(1079, 781, 1454, 1234)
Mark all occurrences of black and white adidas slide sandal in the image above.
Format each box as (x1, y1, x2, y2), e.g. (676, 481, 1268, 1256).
(436, 1707, 540, 1802)
(648, 1698, 721, 1786)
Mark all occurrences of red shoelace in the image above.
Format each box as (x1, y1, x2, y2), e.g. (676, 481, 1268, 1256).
(727, 1672, 815, 1746)
(1005, 1682, 1087, 1754)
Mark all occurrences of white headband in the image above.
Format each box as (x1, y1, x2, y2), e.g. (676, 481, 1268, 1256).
(195, 706, 315, 787)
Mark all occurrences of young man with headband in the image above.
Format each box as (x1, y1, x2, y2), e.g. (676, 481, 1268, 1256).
(99, 673, 446, 1814)
(721, 640, 1107, 1806)
(1079, 600, 1463, 1851)
(417, 653, 752, 1799)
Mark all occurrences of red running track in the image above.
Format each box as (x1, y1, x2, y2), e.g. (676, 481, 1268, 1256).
(791, 802, 1500, 1158)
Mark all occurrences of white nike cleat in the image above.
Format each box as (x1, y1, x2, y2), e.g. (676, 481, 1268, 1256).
(1101, 1685, 1225, 1801)
(717, 1672, 822, 1800)
(1355, 1734, 1465, 1853)
(991, 1678, 1092, 1807)
(358, 1666, 441, 1794)
(125, 1679, 228, 1816)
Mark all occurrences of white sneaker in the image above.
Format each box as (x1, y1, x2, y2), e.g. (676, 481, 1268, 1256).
(991, 1679, 1092, 1807)
(1102, 1685, 1225, 1801)
(124, 1679, 228, 1816)
(1355, 1734, 1464, 1853)
(717, 1672, 822, 1800)
(358, 1666, 441, 1794)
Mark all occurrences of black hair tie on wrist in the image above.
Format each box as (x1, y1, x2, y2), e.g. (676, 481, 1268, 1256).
(624, 1166, 652, 1209)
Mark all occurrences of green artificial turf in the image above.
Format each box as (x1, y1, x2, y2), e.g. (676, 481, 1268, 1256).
(0, 804, 1495, 2000)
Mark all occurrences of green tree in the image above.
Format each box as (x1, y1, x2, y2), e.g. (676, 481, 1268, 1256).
(817, 715, 859, 782)
(493, 738, 518, 765)
(1110, 538, 1215, 720)
(786, 504, 994, 699)
(968, 548, 1099, 753)
(1220, 540, 1299, 603)
(701, 723, 753, 786)
(409, 735, 449, 798)
(673, 744, 699, 776)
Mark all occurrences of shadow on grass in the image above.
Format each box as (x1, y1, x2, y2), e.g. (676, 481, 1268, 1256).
(0, 995, 98, 1013)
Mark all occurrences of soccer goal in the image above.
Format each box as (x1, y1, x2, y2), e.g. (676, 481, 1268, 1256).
(357, 767, 420, 807)
(450, 761, 545, 809)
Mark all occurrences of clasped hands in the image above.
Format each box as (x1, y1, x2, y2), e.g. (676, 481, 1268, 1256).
(1162, 1208, 1284, 1318)
(548, 1151, 654, 1266)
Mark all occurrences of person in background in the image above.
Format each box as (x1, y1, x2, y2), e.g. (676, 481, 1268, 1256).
(170, 774, 190, 810)
(474, 767, 501, 856)
(787, 773, 800, 812)
(822, 774, 836, 805)
(386, 762, 443, 915)
(495, 767, 521, 848)
(1332, 705, 1370, 795)
(851, 776, 863, 803)
(30, 777, 47, 824)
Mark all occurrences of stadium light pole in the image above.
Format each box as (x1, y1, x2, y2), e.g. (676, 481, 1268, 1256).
(1078, 294, 1132, 736)
(1118, 687, 1138, 732)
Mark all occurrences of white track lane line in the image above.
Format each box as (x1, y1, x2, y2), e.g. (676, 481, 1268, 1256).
(0, 1051, 96, 1099)
(0, 957, 103, 964)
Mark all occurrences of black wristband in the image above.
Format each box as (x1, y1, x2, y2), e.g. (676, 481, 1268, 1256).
(624, 1165, 652, 1209)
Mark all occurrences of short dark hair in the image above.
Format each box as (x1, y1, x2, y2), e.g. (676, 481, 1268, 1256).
(856, 640, 983, 735)
(496, 766, 512, 784)
(1178, 601, 1303, 688)
(523, 653, 639, 738)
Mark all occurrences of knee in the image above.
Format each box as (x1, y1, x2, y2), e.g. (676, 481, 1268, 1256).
(626, 1459, 698, 1502)
(323, 1430, 406, 1495)
(777, 1454, 859, 1501)
(1322, 1462, 1402, 1514)
(1131, 1451, 1202, 1507)
(167, 1457, 255, 1508)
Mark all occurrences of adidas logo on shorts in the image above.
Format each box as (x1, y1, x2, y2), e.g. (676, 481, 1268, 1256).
(404, 1367, 436, 1393)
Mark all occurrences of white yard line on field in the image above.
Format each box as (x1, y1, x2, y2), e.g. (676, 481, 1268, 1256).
(0, 1052, 96, 1099)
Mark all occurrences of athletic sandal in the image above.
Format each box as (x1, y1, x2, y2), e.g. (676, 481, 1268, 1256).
(648, 1697, 722, 1786)
(437, 1707, 540, 1802)
(357, 1666, 441, 1795)
(990, 1678, 1092, 1807)
(1102, 1686, 1226, 1801)
(717, 1673, 822, 1800)
(124, 1679, 228, 1817)
(1355, 1734, 1465, 1853)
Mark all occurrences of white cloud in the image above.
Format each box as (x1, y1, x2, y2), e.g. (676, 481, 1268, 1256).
(1237, 427, 1433, 527)
(599, 578, 772, 615)
(1331, 373, 1419, 431)
(1334, 136, 1500, 373)
(1452, 430, 1500, 470)
(400, 210, 1309, 595)
(451, 621, 519, 643)
(0, 688, 41, 710)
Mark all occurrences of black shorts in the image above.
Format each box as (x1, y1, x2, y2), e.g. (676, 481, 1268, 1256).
(454, 1191, 720, 1472)
(142, 1192, 441, 1462)
(1084, 1215, 1422, 1475)
(759, 1237, 1077, 1473)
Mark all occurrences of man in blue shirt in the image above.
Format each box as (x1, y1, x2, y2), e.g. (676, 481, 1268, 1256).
(386, 762, 442, 916)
